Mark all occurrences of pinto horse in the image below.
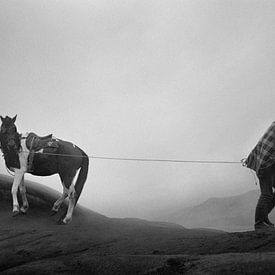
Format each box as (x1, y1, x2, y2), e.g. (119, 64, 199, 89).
(0, 115, 89, 224)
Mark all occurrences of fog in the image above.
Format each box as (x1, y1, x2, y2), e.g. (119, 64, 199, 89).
(1, 0, 274, 219)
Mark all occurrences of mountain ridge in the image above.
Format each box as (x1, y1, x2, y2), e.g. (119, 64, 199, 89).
(159, 188, 261, 232)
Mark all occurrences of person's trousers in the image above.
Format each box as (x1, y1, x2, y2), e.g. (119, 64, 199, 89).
(255, 164, 275, 223)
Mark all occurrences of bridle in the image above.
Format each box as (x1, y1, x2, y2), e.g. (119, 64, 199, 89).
(0, 115, 22, 171)
(0, 124, 21, 153)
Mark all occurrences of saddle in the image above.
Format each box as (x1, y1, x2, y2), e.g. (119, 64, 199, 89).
(26, 132, 54, 151)
(25, 132, 59, 172)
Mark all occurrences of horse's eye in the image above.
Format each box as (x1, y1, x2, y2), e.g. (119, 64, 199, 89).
(1, 127, 6, 134)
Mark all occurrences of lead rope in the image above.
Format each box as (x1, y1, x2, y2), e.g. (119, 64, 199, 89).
(241, 158, 257, 185)
(249, 169, 258, 185)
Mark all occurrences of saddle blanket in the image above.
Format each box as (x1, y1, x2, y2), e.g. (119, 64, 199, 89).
(244, 121, 275, 175)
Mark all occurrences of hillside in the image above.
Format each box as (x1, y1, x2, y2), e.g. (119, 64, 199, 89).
(1, 174, 275, 274)
(160, 189, 262, 232)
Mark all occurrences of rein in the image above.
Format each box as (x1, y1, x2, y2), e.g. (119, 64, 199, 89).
(0, 144, 15, 176)
(0, 131, 22, 170)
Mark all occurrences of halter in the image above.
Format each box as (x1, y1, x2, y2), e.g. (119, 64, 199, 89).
(0, 116, 21, 169)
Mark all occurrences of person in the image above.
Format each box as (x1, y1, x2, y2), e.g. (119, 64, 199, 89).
(244, 121, 275, 230)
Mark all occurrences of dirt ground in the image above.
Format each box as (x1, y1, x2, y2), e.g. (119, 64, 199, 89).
(1, 175, 275, 274)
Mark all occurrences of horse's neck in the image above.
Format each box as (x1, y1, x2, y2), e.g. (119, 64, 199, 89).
(16, 135, 30, 172)
(20, 133, 29, 152)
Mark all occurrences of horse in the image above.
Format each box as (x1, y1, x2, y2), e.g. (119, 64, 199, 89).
(0, 115, 89, 224)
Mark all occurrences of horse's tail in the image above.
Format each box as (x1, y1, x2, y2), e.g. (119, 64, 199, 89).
(74, 151, 89, 205)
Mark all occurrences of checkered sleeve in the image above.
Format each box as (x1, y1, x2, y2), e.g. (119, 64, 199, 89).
(245, 122, 275, 174)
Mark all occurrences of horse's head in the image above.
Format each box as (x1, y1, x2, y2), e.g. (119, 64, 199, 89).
(0, 115, 20, 151)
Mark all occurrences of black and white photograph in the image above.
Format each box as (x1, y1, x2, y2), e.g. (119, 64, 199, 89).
(1, 0, 275, 274)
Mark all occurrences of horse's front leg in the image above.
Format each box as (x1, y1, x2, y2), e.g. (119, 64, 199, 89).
(19, 176, 29, 214)
(11, 170, 25, 216)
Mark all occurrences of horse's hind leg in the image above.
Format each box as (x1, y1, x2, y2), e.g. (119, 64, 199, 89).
(51, 186, 68, 215)
(57, 172, 77, 224)
(61, 183, 76, 224)
(19, 176, 29, 214)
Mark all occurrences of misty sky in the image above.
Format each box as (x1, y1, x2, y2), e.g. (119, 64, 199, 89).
(1, 0, 275, 219)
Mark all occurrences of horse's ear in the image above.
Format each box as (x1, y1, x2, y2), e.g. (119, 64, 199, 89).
(12, 115, 17, 123)
(0, 116, 3, 122)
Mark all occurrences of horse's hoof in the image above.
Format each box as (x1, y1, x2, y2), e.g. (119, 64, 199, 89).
(63, 218, 72, 224)
(12, 210, 20, 217)
(20, 207, 28, 215)
(50, 209, 58, 216)
(57, 216, 71, 225)
(58, 219, 66, 225)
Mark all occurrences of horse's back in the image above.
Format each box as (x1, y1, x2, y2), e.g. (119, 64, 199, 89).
(57, 139, 84, 156)
(30, 139, 85, 177)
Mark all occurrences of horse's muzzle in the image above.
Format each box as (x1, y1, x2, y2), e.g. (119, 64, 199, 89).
(7, 139, 17, 150)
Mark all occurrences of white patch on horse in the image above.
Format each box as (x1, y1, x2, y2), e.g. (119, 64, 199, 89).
(63, 183, 76, 224)
(11, 137, 30, 214)
(19, 137, 30, 170)
(19, 176, 29, 213)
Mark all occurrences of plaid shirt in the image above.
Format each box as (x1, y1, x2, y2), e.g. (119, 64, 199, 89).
(245, 122, 275, 174)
